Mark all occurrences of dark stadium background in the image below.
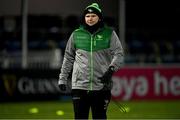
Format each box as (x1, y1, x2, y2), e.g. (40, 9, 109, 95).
(0, 0, 180, 119)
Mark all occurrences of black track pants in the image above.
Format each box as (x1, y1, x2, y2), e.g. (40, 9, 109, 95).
(72, 89, 111, 120)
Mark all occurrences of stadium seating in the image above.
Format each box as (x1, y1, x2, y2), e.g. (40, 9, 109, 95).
(0, 15, 179, 69)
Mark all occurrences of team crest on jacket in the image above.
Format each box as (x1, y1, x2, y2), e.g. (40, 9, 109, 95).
(96, 35, 103, 40)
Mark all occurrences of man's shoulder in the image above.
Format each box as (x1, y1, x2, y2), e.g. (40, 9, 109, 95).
(103, 25, 114, 31)
(73, 25, 85, 31)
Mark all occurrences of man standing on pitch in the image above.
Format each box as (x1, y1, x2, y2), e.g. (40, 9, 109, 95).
(58, 3, 124, 119)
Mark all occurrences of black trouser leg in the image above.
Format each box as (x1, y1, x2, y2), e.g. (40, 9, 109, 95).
(72, 89, 90, 120)
(91, 90, 111, 120)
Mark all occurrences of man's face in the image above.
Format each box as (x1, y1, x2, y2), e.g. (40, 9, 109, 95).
(85, 13, 100, 26)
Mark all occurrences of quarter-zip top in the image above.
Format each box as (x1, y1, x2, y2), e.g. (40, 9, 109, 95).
(73, 26, 112, 91)
(58, 25, 124, 91)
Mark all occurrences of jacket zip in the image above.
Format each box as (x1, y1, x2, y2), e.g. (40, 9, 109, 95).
(82, 28, 101, 91)
(90, 34, 93, 91)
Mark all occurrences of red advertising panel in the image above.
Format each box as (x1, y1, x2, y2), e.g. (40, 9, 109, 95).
(111, 66, 180, 101)
(0, 67, 180, 101)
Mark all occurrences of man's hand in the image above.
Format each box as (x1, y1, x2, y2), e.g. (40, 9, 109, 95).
(99, 66, 115, 90)
(99, 66, 115, 84)
(58, 84, 66, 91)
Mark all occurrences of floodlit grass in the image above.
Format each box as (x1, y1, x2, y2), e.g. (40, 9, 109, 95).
(108, 100, 180, 119)
(0, 100, 180, 119)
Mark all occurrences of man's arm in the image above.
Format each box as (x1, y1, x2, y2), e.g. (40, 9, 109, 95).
(109, 31, 124, 71)
(58, 33, 75, 88)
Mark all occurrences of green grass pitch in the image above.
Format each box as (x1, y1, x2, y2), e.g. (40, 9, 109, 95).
(0, 100, 180, 119)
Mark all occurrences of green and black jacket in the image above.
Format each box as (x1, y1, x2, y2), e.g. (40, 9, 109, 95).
(59, 25, 124, 91)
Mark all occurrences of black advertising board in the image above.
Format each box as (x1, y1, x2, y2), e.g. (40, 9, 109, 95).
(0, 69, 71, 101)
